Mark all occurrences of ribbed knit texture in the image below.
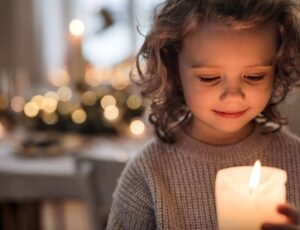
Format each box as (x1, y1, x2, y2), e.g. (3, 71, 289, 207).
(106, 125, 300, 230)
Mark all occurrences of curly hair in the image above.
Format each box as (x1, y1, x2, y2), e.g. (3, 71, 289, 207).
(134, 0, 300, 143)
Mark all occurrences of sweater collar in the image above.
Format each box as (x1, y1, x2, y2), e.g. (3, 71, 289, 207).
(174, 124, 272, 163)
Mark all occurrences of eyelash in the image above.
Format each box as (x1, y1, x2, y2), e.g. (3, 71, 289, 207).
(197, 76, 221, 83)
(244, 75, 265, 82)
(197, 75, 265, 84)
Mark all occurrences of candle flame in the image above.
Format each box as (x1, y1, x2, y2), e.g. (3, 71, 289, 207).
(248, 160, 261, 194)
(69, 19, 85, 36)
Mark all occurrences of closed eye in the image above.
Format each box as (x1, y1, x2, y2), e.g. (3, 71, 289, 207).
(244, 75, 265, 82)
(197, 76, 221, 84)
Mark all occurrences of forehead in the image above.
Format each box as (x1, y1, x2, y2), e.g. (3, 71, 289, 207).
(180, 23, 278, 67)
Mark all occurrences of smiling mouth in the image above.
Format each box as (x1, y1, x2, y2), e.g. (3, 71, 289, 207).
(213, 109, 248, 118)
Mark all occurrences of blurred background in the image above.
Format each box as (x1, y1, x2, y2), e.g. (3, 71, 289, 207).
(0, 0, 162, 229)
(0, 0, 300, 230)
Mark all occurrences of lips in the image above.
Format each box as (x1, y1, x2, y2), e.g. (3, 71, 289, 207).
(213, 109, 248, 118)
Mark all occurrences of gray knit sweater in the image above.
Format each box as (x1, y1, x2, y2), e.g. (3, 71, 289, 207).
(106, 125, 300, 229)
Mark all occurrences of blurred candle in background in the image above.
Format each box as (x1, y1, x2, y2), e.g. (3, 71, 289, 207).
(67, 18, 86, 83)
(216, 160, 287, 230)
(0, 122, 5, 139)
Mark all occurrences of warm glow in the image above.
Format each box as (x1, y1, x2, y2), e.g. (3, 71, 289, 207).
(100, 95, 116, 109)
(81, 91, 97, 106)
(11, 96, 25, 113)
(248, 160, 261, 193)
(45, 91, 59, 102)
(110, 69, 130, 90)
(57, 102, 74, 115)
(48, 69, 70, 87)
(31, 95, 45, 109)
(0, 122, 5, 139)
(0, 95, 9, 110)
(24, 102, 39, 117)
(71, 109, 87, 124)
(57, 86, 72, 102)
(103, 105, 119, 121)
(42, 112, 58, 125)
(41, 98, 58, 113)
(69, 19, 85, 36)
(126, 95, 142, 110)
(85, 68, 101, 87)
(130, 119, 145, 136)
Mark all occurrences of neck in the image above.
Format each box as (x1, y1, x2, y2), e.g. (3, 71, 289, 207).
(184, 120, 255, 145)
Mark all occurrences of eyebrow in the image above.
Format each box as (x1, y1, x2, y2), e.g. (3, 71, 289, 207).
(190, 59, 274, 69)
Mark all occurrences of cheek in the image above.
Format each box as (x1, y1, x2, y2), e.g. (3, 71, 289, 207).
(248, 84, 273, 108)
(182, 85, 214, 111)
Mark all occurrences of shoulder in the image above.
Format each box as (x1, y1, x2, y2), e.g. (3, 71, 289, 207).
(115, 137, 178, 195)
(267, 127, 300, 155)
(119, 138, 175, 182)
(272, 127, 300, 144)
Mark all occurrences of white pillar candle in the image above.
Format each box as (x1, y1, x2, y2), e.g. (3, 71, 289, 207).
(215, 160, 287, 230)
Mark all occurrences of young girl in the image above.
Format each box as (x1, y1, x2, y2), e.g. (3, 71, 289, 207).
(107, 0, 300, 229)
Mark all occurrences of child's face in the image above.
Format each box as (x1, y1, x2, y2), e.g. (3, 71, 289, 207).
(178, 23, 277, 143)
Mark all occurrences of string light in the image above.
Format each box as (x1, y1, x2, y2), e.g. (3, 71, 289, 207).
(45, 91, 59, 102)
(71, 108, 87, 124)
(110, 69, 130, 90)
(48, 69, 70, 87)
(126, 95, 142, 110)
(81, 91, 97, 106)
(11, 96, 25, 113)
(85, 68, 101, 87)
(103, 105, 119, 121)
(31, 95, 45, 109)
(100, 95, 116, 109)
(24, 102, 39, 117)
(41, 98, 58, 113)
(130, 119, 145, 136)
(57, 86, 72, 102)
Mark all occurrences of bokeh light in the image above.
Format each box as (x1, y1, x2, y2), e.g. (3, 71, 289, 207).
(31, 95, 45, 109)
(81, 91, 97, 106)
(48, 69, 70, 87)
(57, 86, 72, 102)
(85, 68, 101, 87)
(126, 95, 142, 110)
(69, 19, 85, 36)
(100, 95, 116, 109)
(110, 69, 130, 90)
(45, 91, 59, 102)
(11, 96, 25, 113)
(71, 108, 87, 124)
(24, 102, 39, 117)
(103, 105, 119, 121)
(42, 112, 58, 125)
(41, 98, 58, 113)
(130, 119, 145, 136)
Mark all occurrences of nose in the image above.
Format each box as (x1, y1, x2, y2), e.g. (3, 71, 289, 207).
(219, 80, 245, 101)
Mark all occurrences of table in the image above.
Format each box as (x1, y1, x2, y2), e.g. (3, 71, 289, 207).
(0, 132, 151, 230)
